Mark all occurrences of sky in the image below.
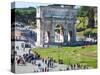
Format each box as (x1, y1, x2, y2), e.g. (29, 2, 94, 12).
(11, 1, 80, 9)
(11, 1, 51, 8)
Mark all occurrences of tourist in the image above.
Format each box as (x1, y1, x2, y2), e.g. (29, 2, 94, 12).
(66, 67, 69, 70)
(11, 54, 15, 65)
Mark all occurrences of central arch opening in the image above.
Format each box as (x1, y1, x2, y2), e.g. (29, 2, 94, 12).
(54, 24, 64, 43)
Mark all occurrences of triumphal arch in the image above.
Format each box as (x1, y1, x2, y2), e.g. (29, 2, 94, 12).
(36, 5, 77, 47)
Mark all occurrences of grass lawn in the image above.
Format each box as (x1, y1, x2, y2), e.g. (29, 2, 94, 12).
(33, 45, 97, 68)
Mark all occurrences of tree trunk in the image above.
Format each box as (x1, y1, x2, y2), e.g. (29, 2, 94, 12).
(87, 7, 95, 28)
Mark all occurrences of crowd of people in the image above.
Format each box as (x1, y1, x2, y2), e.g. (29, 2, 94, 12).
(11, 49, 89, 72)
(66, 64, 89, 70)
(15, 49, 41, 66)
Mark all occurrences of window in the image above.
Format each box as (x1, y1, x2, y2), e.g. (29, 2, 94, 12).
(11, 46, 15, 50)
(16, 46, 19, 50)
(25, 44, 31, 48)
(21, 43, 24, 48)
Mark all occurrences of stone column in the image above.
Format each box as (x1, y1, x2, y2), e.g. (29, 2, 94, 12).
(70, 29, 76, 42)
(63, 20, 68, 44)
(49, 19, 55, 44)
(42, 26, 45, 47)
(70, 22, 76, 42)
(36, 18, 45, 47)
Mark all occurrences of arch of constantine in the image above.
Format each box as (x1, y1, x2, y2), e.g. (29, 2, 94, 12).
(36, 5, 77, 47)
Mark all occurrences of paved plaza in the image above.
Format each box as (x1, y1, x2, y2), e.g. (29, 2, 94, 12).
(14, 49, 91, 73)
